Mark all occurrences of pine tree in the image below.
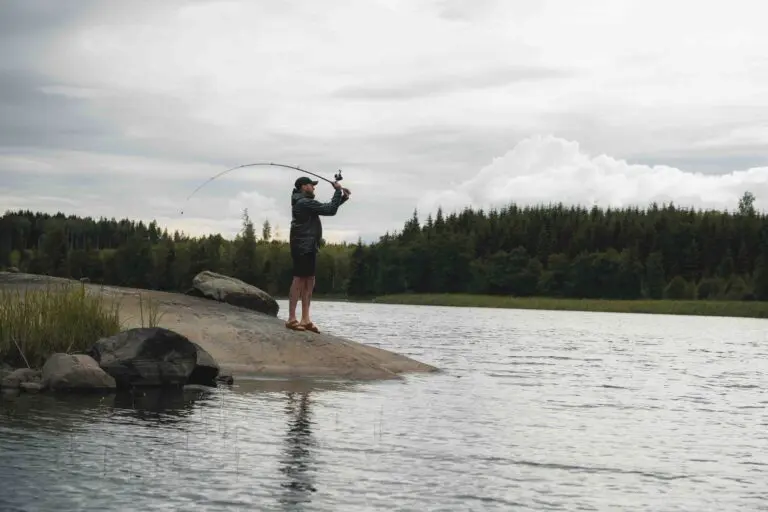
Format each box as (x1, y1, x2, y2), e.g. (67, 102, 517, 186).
(233, 208, 258, 284)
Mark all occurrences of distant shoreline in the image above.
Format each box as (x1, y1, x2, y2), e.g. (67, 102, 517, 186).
(299, 293, 768, 319)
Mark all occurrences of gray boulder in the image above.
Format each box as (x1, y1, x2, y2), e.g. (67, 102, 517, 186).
(86, 327, 220, 389)
(186, 270, 279, 317)
(1, 368, 41, 390)
(42, 353, 116, 391)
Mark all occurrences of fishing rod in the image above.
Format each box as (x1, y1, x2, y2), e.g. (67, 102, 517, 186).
(180, 162, 344, 215)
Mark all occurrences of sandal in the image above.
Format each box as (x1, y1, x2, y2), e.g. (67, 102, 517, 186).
(300, 322, 320, 333)
(285, 319, 306, 331)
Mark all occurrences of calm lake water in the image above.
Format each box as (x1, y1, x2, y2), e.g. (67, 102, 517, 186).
(2, 301, 768, 511)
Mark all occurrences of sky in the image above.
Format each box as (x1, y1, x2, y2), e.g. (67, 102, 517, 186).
(1, 0, 768, 243)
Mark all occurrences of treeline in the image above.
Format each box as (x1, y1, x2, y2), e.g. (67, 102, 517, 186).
(348, 192, 768, 300)
(0, 209, 352, 297)
(2, 191, 768, 301)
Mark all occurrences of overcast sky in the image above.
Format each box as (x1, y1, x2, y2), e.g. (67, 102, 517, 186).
(2, 0, 768, 243)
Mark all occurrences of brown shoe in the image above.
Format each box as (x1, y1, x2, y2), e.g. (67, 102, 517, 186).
(300, 322, 320, 333)
(285, 319, 306, 331)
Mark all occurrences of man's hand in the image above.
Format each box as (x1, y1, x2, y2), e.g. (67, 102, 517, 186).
(342, 187, 351, 197)
(332, 181, 342, 190)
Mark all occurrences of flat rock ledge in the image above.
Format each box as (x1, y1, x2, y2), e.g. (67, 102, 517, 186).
(0, 272, 439, 387)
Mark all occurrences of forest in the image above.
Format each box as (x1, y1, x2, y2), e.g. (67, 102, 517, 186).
(2, 191, 768, 302)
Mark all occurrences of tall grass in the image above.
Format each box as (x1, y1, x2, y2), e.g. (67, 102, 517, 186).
(137, 292, 165, 328)
(0, 283, 121, 368)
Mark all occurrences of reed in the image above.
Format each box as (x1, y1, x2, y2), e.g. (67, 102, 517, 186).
(370, 293, 768, 319)
(137, 292, 165, 328)
(0, 283, 121, 368)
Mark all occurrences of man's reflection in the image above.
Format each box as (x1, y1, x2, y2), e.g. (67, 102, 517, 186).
(278, 391, 317, 508)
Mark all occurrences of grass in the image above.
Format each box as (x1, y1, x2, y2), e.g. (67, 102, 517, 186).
(368, 293, 768, 319)
(0, 282, 166, 369)
(137, 292, 165, 328)
(0, 283, 121, 368)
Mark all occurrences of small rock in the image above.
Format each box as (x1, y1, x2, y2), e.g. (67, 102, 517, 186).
(216, 374, 234, 386)
(20, 381, 43, 393)
(1, 368, 42, 389)
(0, 363, 14, 385)
(183, 384, 214, 393)
(42, 353, 116, 391)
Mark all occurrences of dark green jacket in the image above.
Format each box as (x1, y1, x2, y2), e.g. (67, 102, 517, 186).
(289, 188, 348, 253)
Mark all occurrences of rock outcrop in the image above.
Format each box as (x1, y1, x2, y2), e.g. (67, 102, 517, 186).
(87, 327, 220, 389)
(0, 272, 439, 382)
(41, 353, 116, 391)
(186, 270, 279, 317)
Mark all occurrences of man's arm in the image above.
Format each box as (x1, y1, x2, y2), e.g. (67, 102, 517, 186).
(299, 187, 345, 216)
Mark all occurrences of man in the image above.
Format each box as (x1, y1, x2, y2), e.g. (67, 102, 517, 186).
(286, 175, 350, 333)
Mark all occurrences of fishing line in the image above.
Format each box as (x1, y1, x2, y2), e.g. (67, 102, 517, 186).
(180, 162, 343, 215)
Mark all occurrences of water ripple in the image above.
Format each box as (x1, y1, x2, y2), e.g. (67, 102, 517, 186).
(2, 302, 768, 510)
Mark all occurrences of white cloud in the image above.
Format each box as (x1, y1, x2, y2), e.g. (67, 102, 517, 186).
(418, 135, 768, 216)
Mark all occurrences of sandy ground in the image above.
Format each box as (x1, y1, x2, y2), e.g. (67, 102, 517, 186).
(0, 272, 439, 381)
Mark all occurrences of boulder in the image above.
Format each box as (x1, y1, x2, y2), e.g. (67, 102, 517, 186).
(188, 342, 220, 387)
(86, 327, 220, 389)
(187, 270, 279, 317)
(1, 368, 41, 389)
(41, 353, 116, 391)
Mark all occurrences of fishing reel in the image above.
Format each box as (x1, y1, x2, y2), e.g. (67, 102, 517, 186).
(334, 169, 343, 182)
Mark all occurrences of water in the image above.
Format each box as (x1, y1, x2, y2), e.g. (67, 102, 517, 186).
(2, 302, 768, 511)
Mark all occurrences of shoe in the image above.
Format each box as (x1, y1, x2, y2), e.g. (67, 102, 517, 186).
(300, 322, 320, 333)
(285, 319, 306, 331)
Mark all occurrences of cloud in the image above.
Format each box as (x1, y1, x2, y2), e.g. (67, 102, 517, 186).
(332, 66, 571, 100)
(418, 135, 768, 216)
(1, 0, 768, 245)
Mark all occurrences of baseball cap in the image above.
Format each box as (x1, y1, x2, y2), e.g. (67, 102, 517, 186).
(294, 176, 319, 189)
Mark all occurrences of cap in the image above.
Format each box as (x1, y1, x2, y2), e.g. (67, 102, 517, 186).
(294, 176, 319, 189)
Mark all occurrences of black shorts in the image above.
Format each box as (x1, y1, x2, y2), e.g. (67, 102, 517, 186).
(291, 248, 316, 277)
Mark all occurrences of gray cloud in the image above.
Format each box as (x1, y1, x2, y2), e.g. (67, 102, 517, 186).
(1, 0, 767, 242)
(331, 66, 572, 101)
(0, 1, 95, 39)
(0, 70, 123, 152)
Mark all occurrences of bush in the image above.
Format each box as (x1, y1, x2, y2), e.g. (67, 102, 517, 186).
(664, 275, 695, 299)
(697, 277, 726, 300)
(0, 283, 121, 368)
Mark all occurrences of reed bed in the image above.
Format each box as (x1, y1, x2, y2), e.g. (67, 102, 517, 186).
(0, 283, 121, 368)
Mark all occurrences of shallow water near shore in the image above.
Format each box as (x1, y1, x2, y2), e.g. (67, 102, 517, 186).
(2, 301, 768, 511)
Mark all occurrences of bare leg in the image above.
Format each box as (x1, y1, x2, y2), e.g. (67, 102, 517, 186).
(300, 276, 313, 325)
(288, 277, 302, 323)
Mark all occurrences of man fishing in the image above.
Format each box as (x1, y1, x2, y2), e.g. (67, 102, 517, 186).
(286, 176, 350, 333)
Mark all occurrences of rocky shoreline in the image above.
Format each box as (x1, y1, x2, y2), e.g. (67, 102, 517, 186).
(0, 271, 439, 396)
(0, 326, 234, 395)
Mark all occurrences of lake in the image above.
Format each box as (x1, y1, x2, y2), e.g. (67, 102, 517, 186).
(2, 301, 768, 511)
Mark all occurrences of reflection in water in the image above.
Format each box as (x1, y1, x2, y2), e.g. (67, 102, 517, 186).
(278, 392, 317, 509)
(112, 388, 202, 426)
